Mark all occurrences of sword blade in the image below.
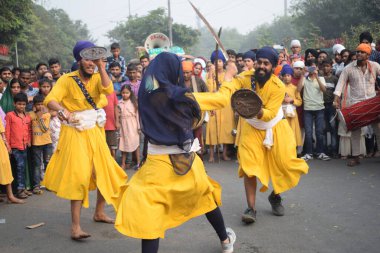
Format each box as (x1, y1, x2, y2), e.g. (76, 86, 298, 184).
(188, 1, 229, 60)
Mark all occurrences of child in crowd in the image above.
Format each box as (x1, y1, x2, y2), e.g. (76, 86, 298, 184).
(109, 61, 127, 100)
(5, 93, 32, 199)
(123, 63, 141, 99)
(0, 78, 21, 113)
(29, 94, 52, 194)
(38, 78, 53, 97)
(322, 59, 339, 158)
(0, 118, 25, 204)
(104, 91, 119, 158)
(281, 65, 303, 153)
(118, 85, 140, 170)
(106, 42, 126, 77)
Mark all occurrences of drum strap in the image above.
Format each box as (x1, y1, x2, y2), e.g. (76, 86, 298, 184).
(342, 61, 376, 109)
(72, 76, 98, 110)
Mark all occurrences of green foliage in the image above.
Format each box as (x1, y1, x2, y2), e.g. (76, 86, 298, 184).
(291, 0, 380, 38)
(107, 8, 200, 60)
(0, 0, 33, 44)
(9, 4, 91, 69)
(342, 22, 380, 50)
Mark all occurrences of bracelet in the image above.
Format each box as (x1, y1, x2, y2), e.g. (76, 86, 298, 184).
(58, 109, 66, 118)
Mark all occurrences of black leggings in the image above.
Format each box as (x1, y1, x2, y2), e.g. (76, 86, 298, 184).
(141, 207, 227, 253)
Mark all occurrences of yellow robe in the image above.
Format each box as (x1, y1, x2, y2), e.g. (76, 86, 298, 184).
(42, 71, 128, 208)
(284, 83, 303, 147)
(115, 154, 221, 239)
(206, 72, 235, 145)
(0, 120, 13, 185)
(194, 74, 309, 194)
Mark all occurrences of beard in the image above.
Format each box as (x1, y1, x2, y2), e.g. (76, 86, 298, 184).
(255, 68, 272, 86)
(79, 62, 93, 79)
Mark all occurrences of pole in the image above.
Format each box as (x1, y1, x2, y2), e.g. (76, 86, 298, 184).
(284, 0, 288, 17)
(168, 0, 173, 46)
(128, 0, 131, 18)
(15, 41, 19, 67)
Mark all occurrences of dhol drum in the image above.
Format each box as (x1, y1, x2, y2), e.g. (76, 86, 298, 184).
(337, 95, 380, 131)
(231, 89, 263, 118)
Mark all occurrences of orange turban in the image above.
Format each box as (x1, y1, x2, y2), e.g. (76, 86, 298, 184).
(274, 65, 283, 77)
(182, 61, 193, 72)
(356, 43, 372, 55)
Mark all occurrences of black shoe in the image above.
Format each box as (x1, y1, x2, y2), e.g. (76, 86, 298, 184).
(242, 207, 256, 224)
(268, 191, 284, 216)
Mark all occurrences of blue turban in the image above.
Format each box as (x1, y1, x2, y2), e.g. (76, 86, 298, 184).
(210, 50, 226, 63)
(256, 46, 279, 67)
(280, 64, 294, 76)
(73, 40, 95, 62)
(243, 50, 256, 61)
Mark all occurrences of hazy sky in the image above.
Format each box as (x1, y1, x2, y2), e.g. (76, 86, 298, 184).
(43, 0, 293, 46)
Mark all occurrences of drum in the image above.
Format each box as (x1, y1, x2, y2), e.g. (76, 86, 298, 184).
(231, 89, 262, 119)
(337, 95, 380, 131)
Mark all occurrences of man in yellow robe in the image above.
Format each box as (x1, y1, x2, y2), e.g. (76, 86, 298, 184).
(42, 41, 128, 240)
(194, 47, 309, 223)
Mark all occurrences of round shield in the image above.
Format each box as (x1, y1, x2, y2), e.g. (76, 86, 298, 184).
(79, 46, 107, 60)
(231, 89, 262, 118)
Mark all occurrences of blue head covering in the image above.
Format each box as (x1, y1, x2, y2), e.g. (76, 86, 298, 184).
(138, 52, 201, 151)
(73, 40, 95, 62)
(256, 46, 279, 67)
(280, 64, 294, 76)
(243, 50, 256, 61)
(210, 50, 226, 63)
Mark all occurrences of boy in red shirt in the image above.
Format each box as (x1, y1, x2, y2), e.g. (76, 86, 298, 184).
(5, 93, 32, 199)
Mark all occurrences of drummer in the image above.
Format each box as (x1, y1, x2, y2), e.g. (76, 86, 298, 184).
(194, 47, 309, 223)
(334, 43, 380, 165)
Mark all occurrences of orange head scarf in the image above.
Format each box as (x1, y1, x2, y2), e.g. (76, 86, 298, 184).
(356, 43, 372, 55)
(182, 61, 193, 72)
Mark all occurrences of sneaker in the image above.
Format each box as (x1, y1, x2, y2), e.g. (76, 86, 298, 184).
(268, 191, 284, 216)
(241, 208, 256, 224)
(301, 154, 313, 161)
(317, 153, 331, 161)
(222, 227, 236, 253)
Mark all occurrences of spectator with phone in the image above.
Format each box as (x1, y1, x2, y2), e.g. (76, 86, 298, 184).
(298, 59, 330, 161)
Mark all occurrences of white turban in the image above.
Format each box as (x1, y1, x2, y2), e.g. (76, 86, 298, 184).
(293, 61, 305, 68)
(290, 39, 301, 48)
(332, 44, 345, 54)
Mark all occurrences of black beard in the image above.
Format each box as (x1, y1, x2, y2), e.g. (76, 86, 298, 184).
(79, 63, 93, 79)
(255, 69, 271, 86)
(356, 59, 364, 65)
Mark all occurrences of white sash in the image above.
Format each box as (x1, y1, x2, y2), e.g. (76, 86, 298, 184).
(148, 138, 201, 155)
(246, 107, 284, 149)
(62, 109, 106, 131)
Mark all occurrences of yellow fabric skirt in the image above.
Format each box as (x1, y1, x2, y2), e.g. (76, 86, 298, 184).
(286, 114, 303, 147)
(237, 119, 308, 194)
(115, 154, 221, 239)
(0, 140, 13, 185)
(42, 125, 128, 209)
(206, 106, 235, 145)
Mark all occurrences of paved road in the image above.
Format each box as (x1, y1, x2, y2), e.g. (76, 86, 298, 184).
(1, 157, 379, 253)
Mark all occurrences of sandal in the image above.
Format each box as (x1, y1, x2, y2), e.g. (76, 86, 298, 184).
(24, 190, 33, 196)
(17, 190, 28, 199)
(347, 158, 360, 167)
(33, 187, 43, 195)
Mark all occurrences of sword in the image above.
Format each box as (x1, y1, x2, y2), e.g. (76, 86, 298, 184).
(188, 1, 229, 61)
(214, 27, 222, 163)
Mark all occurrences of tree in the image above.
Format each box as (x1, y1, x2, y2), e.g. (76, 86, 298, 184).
(107, 8, 200, 60)
(291, 0, 380, 39)
(9, 4, 91, 69)
(0, 0, 33, 44)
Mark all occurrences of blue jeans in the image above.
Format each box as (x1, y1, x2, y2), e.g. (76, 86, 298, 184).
(324, 103, 338, 155)
(32, 144, 53, 187)
(304, 109, 326, 155)
(12, 149, 27, 190)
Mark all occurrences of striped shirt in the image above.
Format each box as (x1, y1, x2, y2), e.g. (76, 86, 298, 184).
(334, 60, 380, 105)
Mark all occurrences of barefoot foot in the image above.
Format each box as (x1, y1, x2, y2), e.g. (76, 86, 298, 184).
(93, 214, 115, 224)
